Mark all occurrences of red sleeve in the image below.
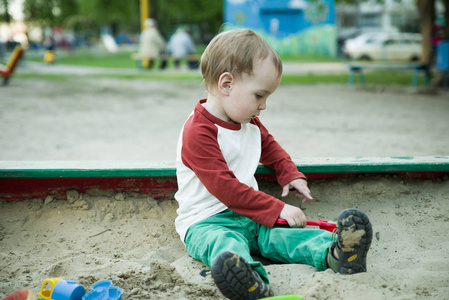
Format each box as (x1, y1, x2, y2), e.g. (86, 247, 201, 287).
(252, 118, 307, 186)
(181, 114, 284, 228)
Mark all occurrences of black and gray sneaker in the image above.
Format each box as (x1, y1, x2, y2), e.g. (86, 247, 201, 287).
(336, 208, 373, 274)
(211, 251, 274, 300)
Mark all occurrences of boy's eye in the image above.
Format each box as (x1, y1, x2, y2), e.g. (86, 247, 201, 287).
(256, 94, 263, 99)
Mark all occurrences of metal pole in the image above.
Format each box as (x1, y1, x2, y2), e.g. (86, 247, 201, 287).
(140, 0, 150, 67)
(140, 0, 149, 32)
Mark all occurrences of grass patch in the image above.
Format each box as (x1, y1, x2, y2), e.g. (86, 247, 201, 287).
(15, 70, 424, 87)
(20, 49, 426, 86)
(25, 49, 137, 68)
(280, 54, 343, 62)
(281, 70, 423, 86)
(15, 71, 203, 82)
(24, 47, 344, 68)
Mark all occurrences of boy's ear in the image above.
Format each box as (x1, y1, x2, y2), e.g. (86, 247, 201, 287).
(217, 72, 234, 96)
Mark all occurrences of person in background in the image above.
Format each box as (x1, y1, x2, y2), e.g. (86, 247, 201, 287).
(138, 18, 166, 69)
(167, 26, 197, 68)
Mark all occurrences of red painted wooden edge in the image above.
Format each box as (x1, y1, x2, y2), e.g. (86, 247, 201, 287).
(1, 171, 447, 202)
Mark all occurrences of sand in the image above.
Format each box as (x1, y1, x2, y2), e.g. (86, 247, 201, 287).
(1, 175, 449, 299)
(1, 75, 449, 299)
(1, 78, 449, 160)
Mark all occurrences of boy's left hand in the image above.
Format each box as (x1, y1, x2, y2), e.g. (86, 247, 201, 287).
(281, 178, 313, 204)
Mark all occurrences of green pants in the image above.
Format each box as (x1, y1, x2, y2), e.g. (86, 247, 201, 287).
(184, 209, 333, 283)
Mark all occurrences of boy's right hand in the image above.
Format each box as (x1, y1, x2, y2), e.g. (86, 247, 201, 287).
(279, 204, 306, 228)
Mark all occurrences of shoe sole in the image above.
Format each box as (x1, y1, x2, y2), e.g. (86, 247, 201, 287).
(211, 251, 273, 300)
(337, 208, 373, 274)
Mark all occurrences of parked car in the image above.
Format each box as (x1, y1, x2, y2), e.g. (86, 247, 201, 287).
(343, 32, 422, 61)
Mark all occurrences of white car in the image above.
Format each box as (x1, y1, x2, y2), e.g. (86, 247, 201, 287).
(343, 32, 422, 61)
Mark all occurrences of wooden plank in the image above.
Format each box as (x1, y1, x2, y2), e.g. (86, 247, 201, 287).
(1, 157, 448, 202)
(1, 157, 448, 179)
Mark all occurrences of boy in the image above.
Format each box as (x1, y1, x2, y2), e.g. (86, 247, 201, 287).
(175, 29, 372, 300)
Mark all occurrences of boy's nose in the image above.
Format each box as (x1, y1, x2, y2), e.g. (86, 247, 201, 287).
(259, 101, 267, 110)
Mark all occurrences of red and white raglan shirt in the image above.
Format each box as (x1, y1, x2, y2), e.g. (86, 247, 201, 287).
(175, 99, 306, 241)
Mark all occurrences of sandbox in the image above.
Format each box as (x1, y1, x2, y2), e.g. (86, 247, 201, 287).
(1, 157, 449, 299)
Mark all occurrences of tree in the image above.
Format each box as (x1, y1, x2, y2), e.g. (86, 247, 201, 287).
(149, 0, 223, 43)
(77, 0, 140, 34)
(19, 0, 223, 44)
(0, 0, 12, 23)
(23, 0, 79, 27)
(417, 0, 435, 64)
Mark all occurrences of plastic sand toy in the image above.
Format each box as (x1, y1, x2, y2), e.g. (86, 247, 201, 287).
(38, 278, 85, 300)
(82, 280, 123, 300)
(276, 218, 338, 233)
(263, 295, 303, 300)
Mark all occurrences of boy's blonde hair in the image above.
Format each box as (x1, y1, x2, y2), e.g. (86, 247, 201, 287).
(200, 29, 283, 92)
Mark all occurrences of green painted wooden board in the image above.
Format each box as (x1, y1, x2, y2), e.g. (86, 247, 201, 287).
(0, 157, 448, 179)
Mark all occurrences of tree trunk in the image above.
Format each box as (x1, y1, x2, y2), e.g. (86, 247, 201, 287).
(443, 0, 449, 39)
(1, 0, 11, 23)
(417, 0, 435, 65)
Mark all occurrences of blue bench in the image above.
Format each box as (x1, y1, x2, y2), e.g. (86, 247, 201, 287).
(347, 63, 430, 88)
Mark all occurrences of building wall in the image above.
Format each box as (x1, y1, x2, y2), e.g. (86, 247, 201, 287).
(224, 0, 337, 56)
(337, 0, 420, 35)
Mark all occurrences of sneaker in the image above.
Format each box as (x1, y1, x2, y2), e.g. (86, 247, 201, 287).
(211, 251, 274, 300)
(336, 208, 373, 274)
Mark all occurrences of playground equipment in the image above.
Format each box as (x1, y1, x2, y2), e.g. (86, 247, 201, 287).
(0, 45, 23, 85)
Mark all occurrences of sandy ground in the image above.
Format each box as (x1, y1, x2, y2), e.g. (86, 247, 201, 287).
(1, 175, 449, 299)
(1, 74, 449, 299)
(1, 77, 449, 160)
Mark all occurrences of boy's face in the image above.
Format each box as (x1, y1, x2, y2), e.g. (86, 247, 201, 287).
(222, 58, 281, 124)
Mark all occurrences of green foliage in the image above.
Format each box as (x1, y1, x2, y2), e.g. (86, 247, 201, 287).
(77, 0, 140, 32)
(152, 0, 223, 41)
(19, 0, 222, 43)
(23, 0, 78, 27)
(0, 0, 12, 23)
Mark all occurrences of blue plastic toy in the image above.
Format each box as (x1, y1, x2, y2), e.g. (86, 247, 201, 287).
(82, 279, 123, 300)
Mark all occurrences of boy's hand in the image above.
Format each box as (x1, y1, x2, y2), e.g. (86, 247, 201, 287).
(281, 178, 313, 204)
(279, 204, 306, 228)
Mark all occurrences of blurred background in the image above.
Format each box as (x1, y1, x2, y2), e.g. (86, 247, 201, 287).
(0, 0, 447, 69)
(1, 0, 449, 161)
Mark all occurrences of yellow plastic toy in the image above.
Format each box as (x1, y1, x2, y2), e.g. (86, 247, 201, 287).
(43, 50, 55, 64)
(38, 278, 62, 300)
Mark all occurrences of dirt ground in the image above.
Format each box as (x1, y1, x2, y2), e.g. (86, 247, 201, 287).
(1, 76, 449, 299)
(1, 77, 449, 160)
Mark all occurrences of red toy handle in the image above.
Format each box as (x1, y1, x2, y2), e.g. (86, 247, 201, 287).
(276, 218, 337, 233)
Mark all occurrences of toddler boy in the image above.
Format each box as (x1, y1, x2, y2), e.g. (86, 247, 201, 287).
(175, 29, 372, 300)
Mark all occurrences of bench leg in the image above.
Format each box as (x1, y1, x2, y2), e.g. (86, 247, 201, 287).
(412, 65, 430, 88)
(348, 70, 355, 85)
(443, 71, 448, 90)
(2, 76, 9, 85)
(412, 70, 419, 88)
(348, 69, 365, 85)
(424, 68, 430, 86)
(359, 71, 365, 84)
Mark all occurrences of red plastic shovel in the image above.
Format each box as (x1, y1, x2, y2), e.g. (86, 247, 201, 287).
(276, 218, 338, 233)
